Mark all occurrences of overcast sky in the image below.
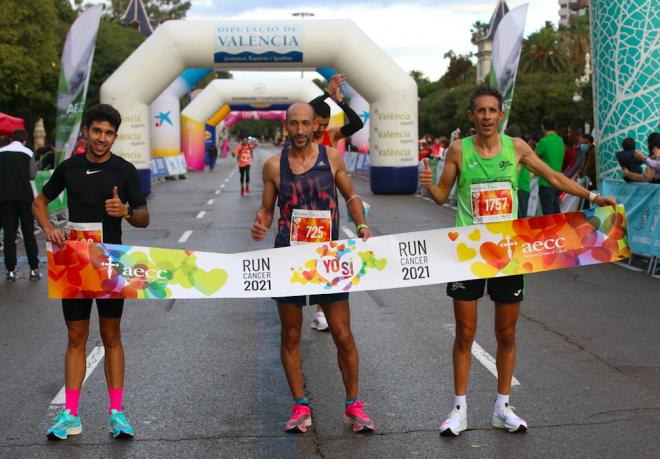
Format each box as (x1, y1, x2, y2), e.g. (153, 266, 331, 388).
(186, 0, 559, 80)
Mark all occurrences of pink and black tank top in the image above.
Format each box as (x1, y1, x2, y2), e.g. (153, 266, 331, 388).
(274, 144, 339, 247)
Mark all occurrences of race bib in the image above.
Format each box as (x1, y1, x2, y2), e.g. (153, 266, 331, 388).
(290, 209, 332, 246)
(470, 182, 514, 223)
(64, 222, 103, 243)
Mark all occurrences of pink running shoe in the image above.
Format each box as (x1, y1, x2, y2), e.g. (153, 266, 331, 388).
(343, 400, 376, 433)
(284, 404, 312, 433)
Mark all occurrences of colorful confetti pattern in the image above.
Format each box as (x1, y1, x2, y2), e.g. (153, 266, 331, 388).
(48, 242, 228, 299)
(290, 240, 388, 291)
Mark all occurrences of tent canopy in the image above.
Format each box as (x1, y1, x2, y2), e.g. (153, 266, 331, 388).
(0, 112, 25, 137)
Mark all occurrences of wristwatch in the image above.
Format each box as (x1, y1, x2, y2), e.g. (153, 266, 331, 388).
(124, 206, 134, 219)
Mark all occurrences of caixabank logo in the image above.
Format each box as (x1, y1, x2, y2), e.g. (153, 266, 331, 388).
(290, 240, 388, 292)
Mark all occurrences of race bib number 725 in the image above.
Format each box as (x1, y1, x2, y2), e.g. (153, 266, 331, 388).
(290, 209, 332, 245)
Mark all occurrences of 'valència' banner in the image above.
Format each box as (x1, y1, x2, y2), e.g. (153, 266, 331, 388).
(47, 206, 629, 300)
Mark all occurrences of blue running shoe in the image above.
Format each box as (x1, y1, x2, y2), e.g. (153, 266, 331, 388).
(46, 409, 82, 440)
(108, 409, 134, 439)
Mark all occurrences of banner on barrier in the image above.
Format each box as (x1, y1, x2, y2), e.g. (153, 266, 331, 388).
(602, 180, 660, 257)
(34, 171, 67, 213)
(48, 206, 628, 300)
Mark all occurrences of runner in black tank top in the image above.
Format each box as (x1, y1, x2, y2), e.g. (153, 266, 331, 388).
(274, 143, 339, 247)
(252, 102, 376, 433)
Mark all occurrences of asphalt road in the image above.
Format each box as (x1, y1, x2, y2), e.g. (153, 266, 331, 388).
(1, 146, 658, 458)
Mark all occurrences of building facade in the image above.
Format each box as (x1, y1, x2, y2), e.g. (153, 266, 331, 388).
(559, 0, 590, 26)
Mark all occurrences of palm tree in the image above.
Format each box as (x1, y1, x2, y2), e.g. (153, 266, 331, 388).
(559, 14, 590, 74)
(520, 21, 568, 74)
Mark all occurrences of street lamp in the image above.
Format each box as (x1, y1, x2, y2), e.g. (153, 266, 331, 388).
(292, 12, 314, 78)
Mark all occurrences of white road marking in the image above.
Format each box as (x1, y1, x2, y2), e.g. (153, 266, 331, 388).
(443, 324, 520, 386)
(341, 226, 356, 239)
(220, 184, 226, 189)
(214, 190, 221, 195)
(178, 230, 193, 243)
(207, 199, 215, 205)
(48, 346, 105, 412)
(224, 178, 229, 183)
(196, 211, 206, 219)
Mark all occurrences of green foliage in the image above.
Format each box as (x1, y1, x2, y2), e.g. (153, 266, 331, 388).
(470, 20, 489, 44)
(558, 14, 590, 74)
(520, 21, 568, 74)
(108, 0, 191, 25)
(410, 70, 441, 99)
(507, 73, 592, 134)
(419, 84, 475, 137)
(196, 70, 233, 90)
(86, 19, 145, 107)
(230, 120, 280, 140)
(441, 51, 476, 88)
(0, 0, 66, 134)
(418, 19, 593, 139)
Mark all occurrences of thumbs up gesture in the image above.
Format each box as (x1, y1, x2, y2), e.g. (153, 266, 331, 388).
(251, 211, 269, 241)
(419, 158, 434, 190)
(105, 186, 128, 218)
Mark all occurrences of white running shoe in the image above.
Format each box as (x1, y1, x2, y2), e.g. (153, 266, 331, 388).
(310, 312, 329, 331)
(440, 407, 467, 436)
(492, 404, 527, 433)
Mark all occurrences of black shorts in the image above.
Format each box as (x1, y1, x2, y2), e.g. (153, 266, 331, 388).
(274, 292, 349, 306)
(62, 299, 125, 322)
(446, 275, 524, 303)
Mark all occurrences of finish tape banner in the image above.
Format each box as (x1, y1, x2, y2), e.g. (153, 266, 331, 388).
(47, 206, 629, 299)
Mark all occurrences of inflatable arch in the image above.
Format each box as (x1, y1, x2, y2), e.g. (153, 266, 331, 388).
(101, 19, 418, 194)
(181, 78, 322, 169)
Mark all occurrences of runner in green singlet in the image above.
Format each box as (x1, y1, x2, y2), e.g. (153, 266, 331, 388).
(420, 85, 615, 436)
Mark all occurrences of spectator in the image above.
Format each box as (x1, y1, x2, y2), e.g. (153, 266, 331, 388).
(206, 142, 218, 171)
(565, 133, 589, 179)
(418, 139, 431, 161)
(505, 125, 531, 218)
(0, 129, 41, 281)
(579, 134, 597, 188)
(438, 137, 450, 160)
(536, 115, 565, 215)
(615, 137, 644, 182)
(35, 143, 55, 171)
(0, 135, 8, 250)
(623, 134, 660, 183)
(431, 137, 442, 159)
(561, 128, 580, 173)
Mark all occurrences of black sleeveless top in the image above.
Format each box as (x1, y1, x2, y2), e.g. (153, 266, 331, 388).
(274, 144, 340, 247)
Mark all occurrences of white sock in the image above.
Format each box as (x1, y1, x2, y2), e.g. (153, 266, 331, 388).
(495, 393, 510, 412)
(453, 395, 467, 413)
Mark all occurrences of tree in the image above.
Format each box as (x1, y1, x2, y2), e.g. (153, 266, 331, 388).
(196, 70, 233, 90)
(441, 51, 476, 88)
(108, 0, 191, 26)
(559, 14, 590, 74)
(520, 21, 568, 74)
(470, 20, 489, 44)
(0, 0, 73, 139)
(410, 70, 441, 99)
(85, 19, 145, 107)
(507, 73, 592, 135)
(230, 120, 280, 141)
